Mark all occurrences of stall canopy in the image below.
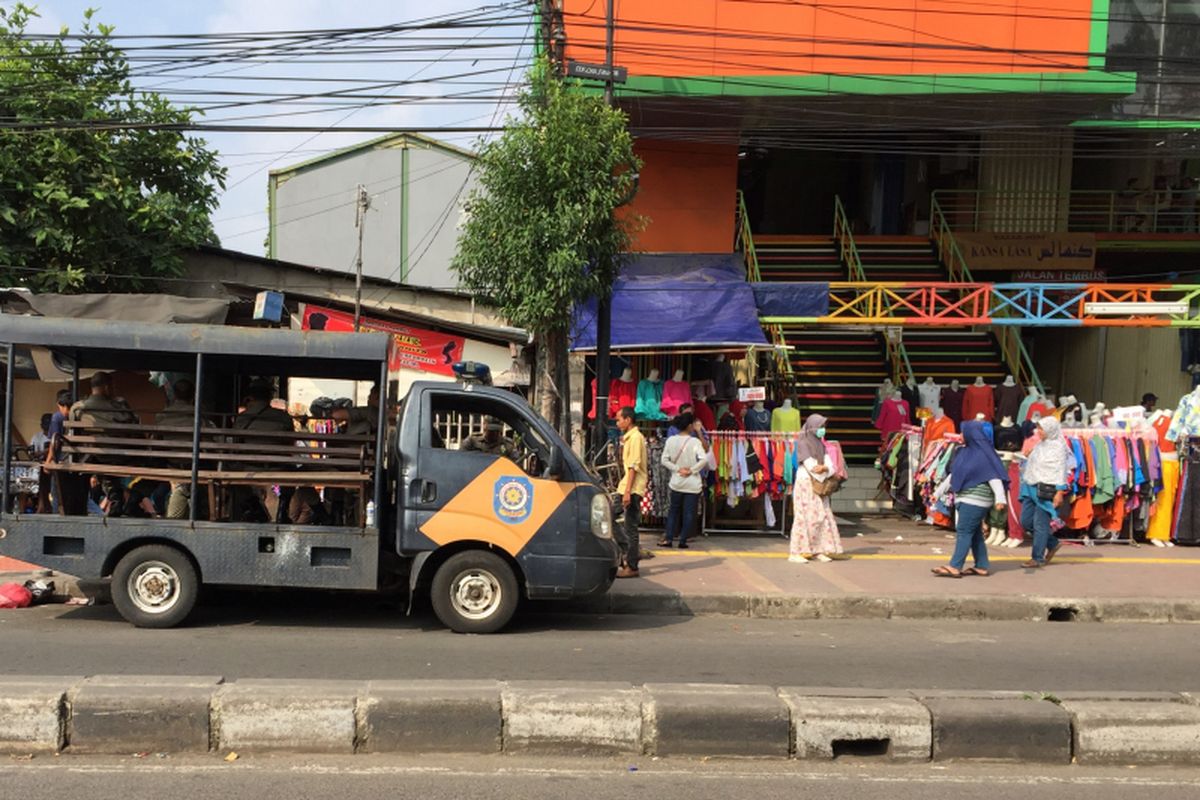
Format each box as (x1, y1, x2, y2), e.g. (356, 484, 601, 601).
(571, 253, 769, 351)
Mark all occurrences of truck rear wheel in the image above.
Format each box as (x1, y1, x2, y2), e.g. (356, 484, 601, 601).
(111, 544, 199, 629)
(430, 550, 518, 634)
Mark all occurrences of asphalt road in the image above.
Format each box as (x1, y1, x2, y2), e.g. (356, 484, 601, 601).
(3, 757, 1200, 800)
(2, 590, 1199, 689)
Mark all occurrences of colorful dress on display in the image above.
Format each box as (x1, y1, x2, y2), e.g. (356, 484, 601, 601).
(608, 379, 636, 418)
(744, 406, 771, 432)
(1017, 393, 1039, 422)
(660, 380, 691, 418)
(962, 384, 995, 422)
(770, 405, 801, 433)
(875, 399, 910, 439)
(635, 379, 667, 420)
(693, 398, 716, 430)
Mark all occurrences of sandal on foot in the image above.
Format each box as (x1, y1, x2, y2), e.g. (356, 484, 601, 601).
(1022, 559, 1043, 569)
(931, 566, 962, 578)
(656, 539, 672, 547)
(963, 567, 990, 577)
(1044, 544, 1062, 565)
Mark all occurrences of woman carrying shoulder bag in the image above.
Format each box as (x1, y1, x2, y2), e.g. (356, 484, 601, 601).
(789, 414, 844, 564)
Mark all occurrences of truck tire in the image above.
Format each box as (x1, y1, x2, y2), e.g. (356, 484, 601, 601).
(430, 550, 519, 634)
(111, 544, 199, 629)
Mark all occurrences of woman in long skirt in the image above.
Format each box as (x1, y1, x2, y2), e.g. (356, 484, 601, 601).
(790, 414, 844, 563)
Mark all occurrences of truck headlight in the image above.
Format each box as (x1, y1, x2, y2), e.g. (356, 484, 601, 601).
(590, 494, 613, 539)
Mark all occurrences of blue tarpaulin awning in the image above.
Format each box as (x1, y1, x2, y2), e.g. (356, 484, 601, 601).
(570, 253, 770, 352)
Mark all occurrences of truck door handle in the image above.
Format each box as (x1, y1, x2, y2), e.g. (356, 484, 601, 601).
(419, 480, 437, 504)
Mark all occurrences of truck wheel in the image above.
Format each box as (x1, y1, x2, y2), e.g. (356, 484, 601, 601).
(111, 545, 199, 629)
(430, 550, 519, 634)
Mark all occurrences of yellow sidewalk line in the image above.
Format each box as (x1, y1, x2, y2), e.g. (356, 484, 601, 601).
(648, 549, 1200, 565)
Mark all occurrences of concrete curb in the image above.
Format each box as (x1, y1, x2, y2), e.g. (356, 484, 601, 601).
(561, 592, 1200, 624)
(3, 677, 1199, 762)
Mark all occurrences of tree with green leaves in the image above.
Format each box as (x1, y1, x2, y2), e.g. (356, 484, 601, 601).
(0, 4, 226, 292)
(453, 58, 642, 437)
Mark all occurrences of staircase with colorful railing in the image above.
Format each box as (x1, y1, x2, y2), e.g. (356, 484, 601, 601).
(855, 236, 946, 282)
(753, 235, 845, 281)
(900, 330, 1010, 388)
(781, 326, 890, 464)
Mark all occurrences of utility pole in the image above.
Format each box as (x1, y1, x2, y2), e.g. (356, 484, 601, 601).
(592, 0, 616, 453)
(353, 184, 370, 331)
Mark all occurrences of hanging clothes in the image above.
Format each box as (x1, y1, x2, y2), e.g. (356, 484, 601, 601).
(962, 384, 995, 422)
(1027, 401, 1055, 421)
(1017, 392, 1039, 424)
(924, 415, 955, 449)
(1148, 453, 1179, 541)
(994, 382, 1024, 421)
(993, 424, 1023, 452)
(1166, 390, 1200, 442)
(900, 383, 920, 424)
(744, 406, 771, 432)
(876, 398, 911, 439)
(608, 378, 637, 418)
(918, 381, 941, 410)
(941, 386, 965, 426)
(771, 405, 801, 433)
(660, 379, 692, 418)
(635, 379, 667, 420)
(693, 398, 716, 431)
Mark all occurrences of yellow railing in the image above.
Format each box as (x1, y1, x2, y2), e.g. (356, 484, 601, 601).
(930, 194, 975, 284)
(736, 190, 792, 382)
(833, 195, 867, 282)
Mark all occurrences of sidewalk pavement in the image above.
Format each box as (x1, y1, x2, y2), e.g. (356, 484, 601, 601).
(592, 514, 1200, 622)
(6, 515, 1200, 622)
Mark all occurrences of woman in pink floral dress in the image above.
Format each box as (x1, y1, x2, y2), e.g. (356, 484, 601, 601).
(790, 414, 844, 563)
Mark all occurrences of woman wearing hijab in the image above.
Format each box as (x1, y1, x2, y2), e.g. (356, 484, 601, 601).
(789, 414, 844, 563)
(932, 420, 1008, 578)
(1021, 416, 1072, 568)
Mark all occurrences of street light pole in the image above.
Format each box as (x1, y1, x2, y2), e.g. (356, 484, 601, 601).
(592, 0, 616, 453)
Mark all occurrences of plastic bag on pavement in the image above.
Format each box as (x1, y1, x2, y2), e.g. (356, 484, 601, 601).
(0, 582, 33, 609)
(23, 579, 56, 605)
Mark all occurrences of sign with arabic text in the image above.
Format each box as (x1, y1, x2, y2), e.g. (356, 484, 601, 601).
(301, 304, 465, 377)
(956, 232, 1096, 271)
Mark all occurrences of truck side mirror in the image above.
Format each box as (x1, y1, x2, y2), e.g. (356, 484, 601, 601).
(547, 447, 565, 479)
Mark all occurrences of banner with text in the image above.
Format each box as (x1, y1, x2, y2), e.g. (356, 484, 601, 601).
(956, 232, 1096, 272)
(301, 304, 465, 377)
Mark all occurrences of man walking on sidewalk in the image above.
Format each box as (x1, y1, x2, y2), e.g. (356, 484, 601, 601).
(615, 406, 647, 578)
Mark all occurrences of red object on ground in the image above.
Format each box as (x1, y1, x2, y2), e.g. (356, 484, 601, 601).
(0, 583, 32, 609)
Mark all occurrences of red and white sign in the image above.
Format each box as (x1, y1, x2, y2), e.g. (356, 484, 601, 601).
(301, 304, 465, 377)
(738, 386, 766, 402)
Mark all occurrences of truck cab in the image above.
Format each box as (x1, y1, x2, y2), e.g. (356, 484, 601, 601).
(0, 316, 618, 633)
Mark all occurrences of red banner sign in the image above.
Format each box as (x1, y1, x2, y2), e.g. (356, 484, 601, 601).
(301, 304, 465, 377)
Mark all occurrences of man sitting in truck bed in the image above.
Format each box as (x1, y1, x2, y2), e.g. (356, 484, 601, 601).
(233, 380, 296, 433)
(69, 372, 137, 428)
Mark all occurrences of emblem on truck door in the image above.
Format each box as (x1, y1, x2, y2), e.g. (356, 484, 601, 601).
(493, 476, 533, 525)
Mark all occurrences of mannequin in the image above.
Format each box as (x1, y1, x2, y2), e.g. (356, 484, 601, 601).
(608, 368, 637, 418)
(1017, 385, 1040, 422)
(875, 390, 911, 439)
(995, 374, 1024, 422)
(994, 415, 1022, 452)
(923, 406, 955, 444)
(962, 377, 995, 422)
(635, 368, 667, 421)
(771, 397, 801, 433)
(745, 400, 771, 432)
(900, 377, 920, 424)
(872, 378, 894, 425)
(711, 353, 736, 402)
(660, 370, 691, 418)
(940, 379, 965, 426)
(918, 377, 941, 411)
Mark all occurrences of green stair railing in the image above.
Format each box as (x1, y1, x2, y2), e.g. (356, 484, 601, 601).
(737, 190, 793, 384)
(833, 196, 867, 282)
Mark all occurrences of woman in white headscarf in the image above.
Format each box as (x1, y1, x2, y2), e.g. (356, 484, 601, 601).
(1020, 416, 1073, 568)
(789, 414, 844, 564)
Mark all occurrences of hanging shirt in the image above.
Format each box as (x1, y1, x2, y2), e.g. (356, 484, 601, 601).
(940, 387, 965, 425)
(994, 424, 1023, 452)
(608, 379, 637, 418)
(744, 407, 771, 432)
(660, 380, 691, 418)
(635, 379, 667, 420)
(1153, 413, 1177, 454)
(918, 381, 941, 410)
(1017, 393, 1039, 423)
(1165, 392, 1200, 442)
(962, 384, 995, 422)
(995, 383, 1024, 421)
(876, 399, 910, 438)
(770, 405, 801, 433)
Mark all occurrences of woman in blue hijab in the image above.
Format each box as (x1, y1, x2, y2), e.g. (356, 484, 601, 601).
(932, 420, 1009, 578)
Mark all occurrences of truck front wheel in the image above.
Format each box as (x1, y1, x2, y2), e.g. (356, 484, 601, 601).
(430, 550, 518, 634)
(111, 544, 199, 629)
